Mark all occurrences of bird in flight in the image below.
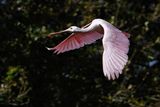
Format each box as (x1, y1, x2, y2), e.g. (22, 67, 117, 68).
(47, 19, 130, 80)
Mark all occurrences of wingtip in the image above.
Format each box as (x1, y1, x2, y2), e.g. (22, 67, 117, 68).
(106, 74, 120, 80)
(46, 47, 52, 50)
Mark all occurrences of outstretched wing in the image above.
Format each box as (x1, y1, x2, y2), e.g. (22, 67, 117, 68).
(102, 30, 130, 80)
(48, 31, 103, 54)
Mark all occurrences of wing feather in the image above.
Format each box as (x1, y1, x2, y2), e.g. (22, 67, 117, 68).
(110, 54, 120, 77)
(48, 31, 103, 54)
(109, 58, 116, 80)
(111, 53, 122, 70)
(102, 29, 129, 80)
(103, 52, 111, 80)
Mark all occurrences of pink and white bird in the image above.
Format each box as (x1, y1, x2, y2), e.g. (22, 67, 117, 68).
(47, 19, 130, 80)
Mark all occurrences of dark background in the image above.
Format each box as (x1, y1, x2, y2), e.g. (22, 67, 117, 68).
(0, 0, 160, 107)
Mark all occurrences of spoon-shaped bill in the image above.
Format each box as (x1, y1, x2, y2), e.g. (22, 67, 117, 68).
(47, 29, 68, 38)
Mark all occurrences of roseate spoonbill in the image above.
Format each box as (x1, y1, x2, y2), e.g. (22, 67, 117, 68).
(47, 19, 130, 80)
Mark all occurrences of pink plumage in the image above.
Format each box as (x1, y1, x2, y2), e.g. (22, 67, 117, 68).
(102, 30, 129, 80)
(47, 19, 130, 80)
(48, 31, 103, 54)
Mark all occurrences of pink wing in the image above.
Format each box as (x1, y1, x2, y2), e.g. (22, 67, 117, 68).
(48, 31, 103, 54)
(102, 30, 130, 80)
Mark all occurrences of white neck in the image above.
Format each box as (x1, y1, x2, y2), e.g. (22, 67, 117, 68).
(76, 22, 97, 33)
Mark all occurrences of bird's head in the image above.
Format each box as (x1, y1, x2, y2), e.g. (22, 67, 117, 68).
(66, 26, 80, 32)
(47, 26, 80, 37)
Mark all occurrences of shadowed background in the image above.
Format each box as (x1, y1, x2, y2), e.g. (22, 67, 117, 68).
(0, 0, 160, 107)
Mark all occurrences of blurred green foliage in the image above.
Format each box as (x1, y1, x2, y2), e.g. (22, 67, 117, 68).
(0, 0, 160, 107)
(0, 66, 30, 106)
